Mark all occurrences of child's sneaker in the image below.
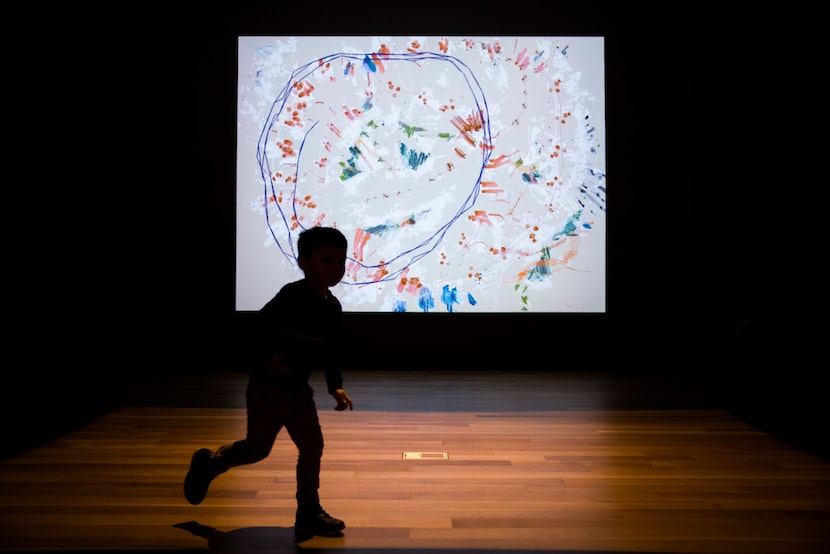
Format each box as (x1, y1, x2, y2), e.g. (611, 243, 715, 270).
(183, 448, 221, 505)
(294, 506, 346, 538)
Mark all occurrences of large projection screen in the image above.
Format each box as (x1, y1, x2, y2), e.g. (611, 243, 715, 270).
(236, 36, 606, 313)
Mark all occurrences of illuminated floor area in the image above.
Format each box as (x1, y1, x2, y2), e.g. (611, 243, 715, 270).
(1, 369, 828, 553)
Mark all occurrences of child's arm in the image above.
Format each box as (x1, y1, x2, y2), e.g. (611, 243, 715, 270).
(331, 389, 353, 411)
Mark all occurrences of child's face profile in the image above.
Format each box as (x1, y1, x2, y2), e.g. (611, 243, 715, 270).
(300, 244, 347, 289)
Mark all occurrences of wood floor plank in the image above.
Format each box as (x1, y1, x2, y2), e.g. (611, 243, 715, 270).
(1, 369, 829, 553)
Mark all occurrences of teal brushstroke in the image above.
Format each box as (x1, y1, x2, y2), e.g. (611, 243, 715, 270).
(399, 142, 429, 170)
(339, 160, 360, 181)
(527, 246, 552, 281)
(526, 211, 584, 281)
(364, 223, 392, 235)
(339, 145, 363, 181)
(363, 214, 417, 237)
(553, 210, 582, 239)
(521, 170, 541, 183)
(407, 150, 429, 169)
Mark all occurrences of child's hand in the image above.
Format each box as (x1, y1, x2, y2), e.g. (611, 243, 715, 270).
(332, 389, 353, 411)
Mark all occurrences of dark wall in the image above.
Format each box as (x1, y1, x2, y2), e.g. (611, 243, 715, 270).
(15, 5, 790, 376)
(120, 6, 752, 372)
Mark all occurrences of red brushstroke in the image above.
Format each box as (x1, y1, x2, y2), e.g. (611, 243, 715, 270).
(353, 228, 371, 262)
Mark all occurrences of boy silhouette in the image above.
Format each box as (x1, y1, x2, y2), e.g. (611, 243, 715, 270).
(184, 226, 353, 539)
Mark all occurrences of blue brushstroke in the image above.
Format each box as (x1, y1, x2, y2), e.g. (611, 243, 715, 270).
(441, 284, 460, 312)
(393, 299, 406, 312)
(467, 293, 477, 306)
(418, 287, 435, 313)
(344, 61, 353, 76)
(362, 54, 377, 73)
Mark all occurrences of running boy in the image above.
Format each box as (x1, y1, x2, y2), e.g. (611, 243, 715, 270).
(184, 226, 353, 539)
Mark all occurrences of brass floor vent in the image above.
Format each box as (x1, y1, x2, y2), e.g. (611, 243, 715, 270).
(402, 451, 449, 460)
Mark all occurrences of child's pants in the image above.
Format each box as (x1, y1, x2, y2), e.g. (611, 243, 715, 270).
(211, 377, 324, 509)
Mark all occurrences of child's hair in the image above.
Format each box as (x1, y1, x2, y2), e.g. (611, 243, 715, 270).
(297, 226, 347, 258)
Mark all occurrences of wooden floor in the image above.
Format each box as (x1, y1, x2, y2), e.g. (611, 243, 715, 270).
(1, 368, 829, 554)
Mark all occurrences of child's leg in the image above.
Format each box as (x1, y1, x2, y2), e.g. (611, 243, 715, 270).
(184, 378, 287, 505)
(212, 378, 292, 468)
(286, 385, 345, 537)
(285, 385, 323, 510)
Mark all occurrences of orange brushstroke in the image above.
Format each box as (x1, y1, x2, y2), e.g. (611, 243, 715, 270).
(371, 53, 385, 73)
(396, 267, 411, 293)
(480, 181, 503, 194)
(450, 111, 483, 147)
(404, 276, 422, 294)
(506, 190, 524, 215)
(370, 263, 389, 283)
(485, 154, 513, 169)
(467, 210, 493, 226)
(517, 242, 578, 280)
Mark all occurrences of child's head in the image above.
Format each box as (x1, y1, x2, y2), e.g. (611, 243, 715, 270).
(297, 226, 348, 289)
(297, 226, 347, 258)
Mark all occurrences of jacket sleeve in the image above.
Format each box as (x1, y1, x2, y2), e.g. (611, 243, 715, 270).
(322, 298, 345, 394)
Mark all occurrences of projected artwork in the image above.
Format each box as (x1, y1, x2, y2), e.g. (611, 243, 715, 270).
(236, 36, 606, 312)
